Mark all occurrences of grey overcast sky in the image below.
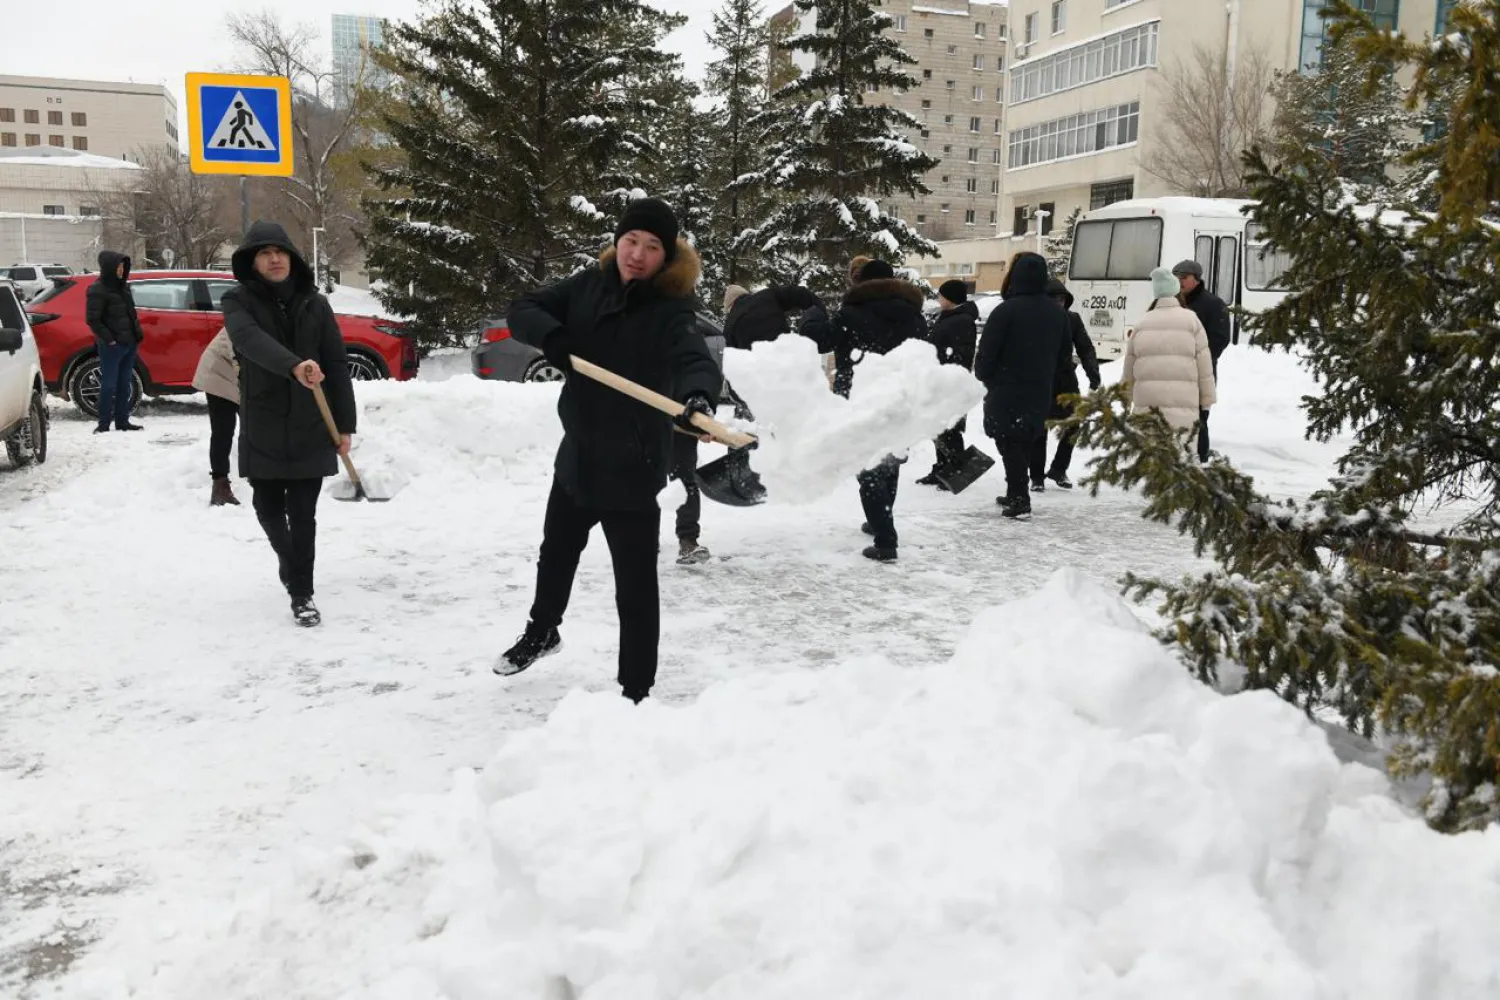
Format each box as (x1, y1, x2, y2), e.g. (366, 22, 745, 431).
(6, 0, 723, 137)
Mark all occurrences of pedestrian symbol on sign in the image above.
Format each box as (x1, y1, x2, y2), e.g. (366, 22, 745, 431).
(207, 92, 275, 152)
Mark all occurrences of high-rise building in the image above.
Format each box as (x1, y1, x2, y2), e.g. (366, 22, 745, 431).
(0, 75, 178, 161)
(332, 14, 389, 102)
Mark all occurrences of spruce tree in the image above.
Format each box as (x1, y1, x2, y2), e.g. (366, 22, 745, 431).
(1065, 0, 1500, 833)
(703, 0, 772, 292)
(741, 0, 939, 293)
(1044, 207, 1082, 279)
(362, 0, 678, 347)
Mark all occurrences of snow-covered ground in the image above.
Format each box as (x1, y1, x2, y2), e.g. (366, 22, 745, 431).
(3, 344, 1497, 998)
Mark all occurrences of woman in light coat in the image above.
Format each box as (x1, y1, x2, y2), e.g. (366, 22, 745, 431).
(191, 327, 241, 506)
(1121, 267, 1217, 438)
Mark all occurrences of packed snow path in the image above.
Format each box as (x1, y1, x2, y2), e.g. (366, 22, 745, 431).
(3, 349, 1488, 997)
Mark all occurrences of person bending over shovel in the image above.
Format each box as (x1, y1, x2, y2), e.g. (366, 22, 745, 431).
(222, 221, 356, 628)
(498, 198, 721, 703)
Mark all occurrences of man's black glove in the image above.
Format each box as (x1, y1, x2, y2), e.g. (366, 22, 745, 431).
(542, 330, 575, 373)
(674, 394, 714, 435)
(1088, 377, 1102, 391)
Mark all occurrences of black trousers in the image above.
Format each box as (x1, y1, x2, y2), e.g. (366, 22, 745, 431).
(671, 434, 701, 542)
(1197, 409, 1211, 462)
(208, 393, 238, 479)
(933, 417, 967, 473)
(1030, 404, 1079, 480)
(857, 456, 903, 549)
(528, 479, 661, 694)
(997, 432, 1037, 501)
(251, 478, 322, 600)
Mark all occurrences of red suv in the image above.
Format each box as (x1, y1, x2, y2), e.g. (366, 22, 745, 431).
(27, 270, 418, 418)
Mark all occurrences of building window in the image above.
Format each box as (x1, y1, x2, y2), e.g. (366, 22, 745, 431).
(990, 210, 998, 224)
(42, 205, 65, 216)
(921, 129, 931, 138)
(47, 110, 63, 126)
(1299, 1, 1400, 71)
(965, 209, 977, 226)
(924, 28, 934, 38)
(946, 79, 956, 90)
(969, 116, 981, 132)
(917, 214, 927, 223)
(996, 87, 1005, 102)
(921, 98, 932, 109)
(0, 108, 12, 122)
(923, 69, 933, 79)
(967, 147, 979, 162)
(1436, 0, 1457, 31)
(24, 133, 39, 146)
(991, 179, 1000, 194)
(966, 177, 979, 192)
(957, 263, 975, 275)
(0, 133, 14, 147)
(994, 118, 1002, 134)
(944, 115, 954, 125)
(48, 135, 64, 147)
(71, 112, 88, 127)
(1007, 101, 1141, 169)
(1089, 178, 1135, 209)
(80, 205, 101, 217)
(72, 136, 88, 151)
(973, 53, 985, 70)
(947, 44, 958, 54)
(24, 109, 39, 124)
(941, 203, 951, 213)
(997, 55, 1006, 71)
(1010, 21, 1159, 105)
(1013, 206, 1029, 235)
(998, 23, 1007, 39)
(993, 149, 1003, 163)
(166, 121, 178, 141)
(894, 14, 907, 30)
(1051, 1, 1068, 34)
(943, 144, 952, 154)
(1024, 13, 1038, 43)
(972, 85, 984, 101)
(974, 22, 986, 37)
(941, 174, 950, 182)
(1038, 201, 1056, 235)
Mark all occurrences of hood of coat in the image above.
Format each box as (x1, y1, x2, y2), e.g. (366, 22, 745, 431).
(1005, 254, 1051, 298)
(1045, 277, 1074, 309)
(598, 238, 701, 300)
(231, 220, 315, 292)
(842, 277, 925, 311)
(97, 250, 130, 289)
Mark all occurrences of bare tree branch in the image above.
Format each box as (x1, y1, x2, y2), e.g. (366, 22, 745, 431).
(1143, 43, 1274, 198)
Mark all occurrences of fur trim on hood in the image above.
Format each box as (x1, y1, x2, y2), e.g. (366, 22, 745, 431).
(842, 276, 925, 309)
(599, 238, 701, 300)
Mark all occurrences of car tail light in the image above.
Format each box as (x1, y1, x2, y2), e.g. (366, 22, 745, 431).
(478, 366, 495, 377)
(482, 326, 510, 342)
(27, 312, 59, 326)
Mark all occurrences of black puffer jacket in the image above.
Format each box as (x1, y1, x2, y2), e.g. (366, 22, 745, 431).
(928, 300, 979, 370)
(84, 250, 143, 346)
(975, 254, 1069, 440)
(1183, 283, 1232, 367)
(221, 221, 356, 480)
(1046, 278, 1102, 399)
(508, 241, 721, 512)
(798, 278, 927, 398)
(723, 285, 822, 349)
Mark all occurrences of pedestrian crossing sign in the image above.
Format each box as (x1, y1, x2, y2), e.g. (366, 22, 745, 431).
(185, 72, 294, 177)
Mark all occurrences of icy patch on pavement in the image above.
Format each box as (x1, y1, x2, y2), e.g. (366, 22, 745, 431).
(85, 570, 1500, 999)
(724, 337, 983, 504)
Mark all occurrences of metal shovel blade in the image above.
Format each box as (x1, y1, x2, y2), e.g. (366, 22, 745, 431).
(696, 450, 767, 507)
(935, 446, 996, 495)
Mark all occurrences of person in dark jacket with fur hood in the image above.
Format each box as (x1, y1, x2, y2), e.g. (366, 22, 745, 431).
(974, 252, 1069, 520)
(221, 221, 357, 628)
(84, 250, 145, 433)
(722, 282, 822, 348)
(799, 257, 927, 561)
(497, 198, 721, 704)
(916, 279, 980, 488)
(1030, 278, 1102, 491)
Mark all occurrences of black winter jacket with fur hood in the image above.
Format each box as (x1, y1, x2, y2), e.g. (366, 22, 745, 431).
(798, 278, 927, 398)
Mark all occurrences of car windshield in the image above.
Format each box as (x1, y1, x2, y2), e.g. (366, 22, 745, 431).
(28, 279, 74, 305)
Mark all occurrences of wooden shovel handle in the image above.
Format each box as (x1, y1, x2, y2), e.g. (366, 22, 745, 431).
(569, 355, 758, 449)
(310, 382, 363, 487)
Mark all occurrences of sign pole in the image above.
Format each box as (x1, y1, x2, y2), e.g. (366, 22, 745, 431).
(185, 71, 294, 240)
(239, 177, 250, 236)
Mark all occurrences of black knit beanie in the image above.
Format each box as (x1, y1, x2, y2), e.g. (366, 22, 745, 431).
(938, 279, 968, 303)
(856, 258, 896, 282)
(615, 198, 679, 261)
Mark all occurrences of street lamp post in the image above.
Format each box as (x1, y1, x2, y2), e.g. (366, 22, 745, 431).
(311, 226, 326, 289)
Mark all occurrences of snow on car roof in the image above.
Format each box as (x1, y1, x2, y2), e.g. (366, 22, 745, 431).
(1083, 197, 1257, 221)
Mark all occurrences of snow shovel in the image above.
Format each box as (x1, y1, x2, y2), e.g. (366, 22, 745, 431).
(569, 356, 758, 449)
(695, 450, 767, 507)
(310, 383, 386, 503)
(935, 446, 996, 495)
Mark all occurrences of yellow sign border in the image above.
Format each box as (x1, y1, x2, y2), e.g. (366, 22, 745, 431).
(185, 72, 294, 177)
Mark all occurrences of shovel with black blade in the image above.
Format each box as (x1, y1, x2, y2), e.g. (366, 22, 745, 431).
(311, 383, 388, 503)
(934, 446, 996, 495)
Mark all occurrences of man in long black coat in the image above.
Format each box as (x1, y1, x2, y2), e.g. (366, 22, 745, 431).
(1031, 278, 1102, 490)
(1171, 259, 1231, 462)
(84, 250, 145, 433)
(498, 198, 721, 703)
(917, 279, 980, 487)
(222, 221, 357, 628)
(974, 253, 1069, 519)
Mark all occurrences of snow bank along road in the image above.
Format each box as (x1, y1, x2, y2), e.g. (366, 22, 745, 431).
(4, 346, 1498, 998)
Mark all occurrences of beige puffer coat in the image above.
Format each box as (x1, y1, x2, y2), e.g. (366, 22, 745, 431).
(191, 327, 240, 404)
(1121, 297, 1216, 430)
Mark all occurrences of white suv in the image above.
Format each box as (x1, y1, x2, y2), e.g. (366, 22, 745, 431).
(0, 279, 48, 467)
(0, 263, 72, 302)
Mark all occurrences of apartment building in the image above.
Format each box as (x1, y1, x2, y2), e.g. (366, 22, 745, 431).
(0, 75, 179, 162)
(332, 14, 391, 103)
(998, 0, 1446, 240)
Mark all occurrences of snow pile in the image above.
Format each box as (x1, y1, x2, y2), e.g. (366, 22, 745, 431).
(87, 571, 1500, 999)
(724, 336, 983, 503)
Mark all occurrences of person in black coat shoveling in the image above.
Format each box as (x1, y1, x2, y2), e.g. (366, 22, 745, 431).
(916, 279, 980, 489)
(1030, 278, 1102, 491)
(499, 198, 721, 703)
(1171, 259, 1231, 462)
(85, 250, 145, 433)
(799, 257, 927, 561)
(222, 221, 357, 628)
(974, 252, 1069, 520)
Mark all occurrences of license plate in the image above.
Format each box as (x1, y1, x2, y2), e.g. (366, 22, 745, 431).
(1090, 310, 1115, 328)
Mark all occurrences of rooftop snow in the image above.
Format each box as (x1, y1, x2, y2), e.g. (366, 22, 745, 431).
(0, 148, 142, 170)
(911, 4, 971, 14)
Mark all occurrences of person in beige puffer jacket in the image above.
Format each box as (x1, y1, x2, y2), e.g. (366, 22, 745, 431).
(1122, 267, 1216, 436)
(191, 327, 242, 506)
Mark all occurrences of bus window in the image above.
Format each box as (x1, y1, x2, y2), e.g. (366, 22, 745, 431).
(1244, 223, 1292, 290)
(1194, 235, 1214, 281)
(1215, 236, 1238, 301)
(1069, 217, 1164, 281)
(1071, 221, 1113, 278)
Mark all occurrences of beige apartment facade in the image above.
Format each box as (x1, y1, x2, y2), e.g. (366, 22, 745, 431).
(999, 0, 1445, 239)
(0, 148, 144, 269)
(0, 75, 179, 162)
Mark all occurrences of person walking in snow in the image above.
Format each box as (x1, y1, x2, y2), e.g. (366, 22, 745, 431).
(798, 256, 927, 561)
(85, 250, 145, 433)
(497, 198, 721, 703)
(1170, 259, 1231, 462)
(221, 221, 357, 628)
(974, 252, 1069, 520)
(670, 308, 730, 565)
(1029, 278, 1102, 491)
(916, 279, 980, 489)
(191, 327, 242, 507)
(1121, 267, 1216, 440)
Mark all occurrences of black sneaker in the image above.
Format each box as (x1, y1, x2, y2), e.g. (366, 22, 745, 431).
(1046, 471, 1073, 489)
(93, 426, 110, 434)
(495, 623, 562, 676)
(915, 471, 942, 487)
(116, 423, 144, 432)
(291, 597, 321, 627)
(862, 545, 898, 562)
(1030, 478, 1046, 493)
(1001, 498, 1032, 520)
